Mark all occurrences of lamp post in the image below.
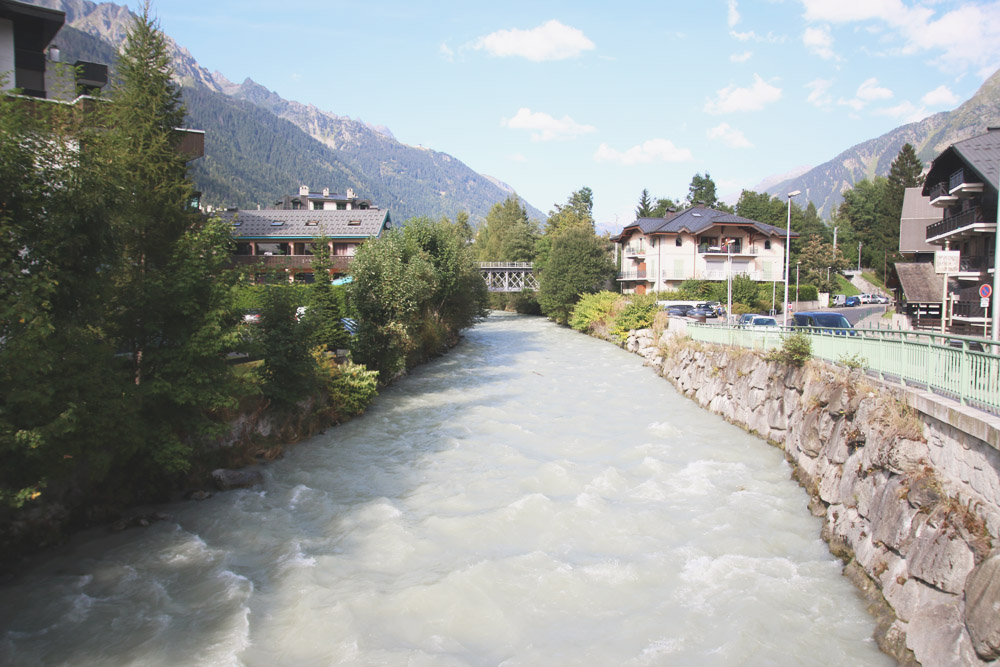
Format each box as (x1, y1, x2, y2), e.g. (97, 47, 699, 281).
(783, 190, 801, 327)
(796, 261, 800, 307)
(725, 239, 735, 325)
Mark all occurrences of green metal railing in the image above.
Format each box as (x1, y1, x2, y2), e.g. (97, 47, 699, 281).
(687, 323, 1000, 415)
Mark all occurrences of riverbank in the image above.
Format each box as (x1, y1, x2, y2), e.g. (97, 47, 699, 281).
(613, 323, 1000, 666)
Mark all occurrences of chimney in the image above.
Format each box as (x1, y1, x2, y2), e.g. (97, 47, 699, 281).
(299, 185, 309, 196)
(346, 188, 356, 199)
(323, 187, 330, 197)
(664, 208, 677, 220)
(695, 201, 706, 209)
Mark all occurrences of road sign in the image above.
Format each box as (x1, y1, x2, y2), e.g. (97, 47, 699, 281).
(935, 250, 960, 274)
(980, 284, 992, 299)
(982, 298, 990, 308)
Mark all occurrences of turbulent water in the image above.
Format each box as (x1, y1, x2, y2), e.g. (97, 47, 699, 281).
(0, 313, 892, 666)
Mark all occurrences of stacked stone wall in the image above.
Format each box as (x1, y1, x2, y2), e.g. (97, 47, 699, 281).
(621, 327, 1000, 666)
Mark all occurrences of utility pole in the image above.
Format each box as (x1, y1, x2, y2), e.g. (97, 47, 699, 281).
(833, 226, 838, 253)
(858, 241, 863, 272)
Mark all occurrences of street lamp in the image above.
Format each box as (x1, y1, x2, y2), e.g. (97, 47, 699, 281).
(795, 261, 800, 306)
(725, 239, 735, 325)
(783, 190, 801, 327)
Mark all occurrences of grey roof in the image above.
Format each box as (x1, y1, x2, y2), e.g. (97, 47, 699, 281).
(621, 206, 796, 238)
(219, 209, 391, 239)
(924, 128, 1000, 195)
(899, 187, 939, 253)
(895, 261, 941, 303)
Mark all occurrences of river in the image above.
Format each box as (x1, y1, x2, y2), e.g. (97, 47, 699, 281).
(0, 312, 892, 666)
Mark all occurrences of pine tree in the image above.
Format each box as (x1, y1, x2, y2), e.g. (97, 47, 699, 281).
(635, 188, 654, 219)
(886, 143, 924, 214)
(101, 2, 239, 477)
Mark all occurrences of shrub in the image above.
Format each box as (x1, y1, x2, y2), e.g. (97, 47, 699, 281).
(314, 352, 379, 421)
(766, 331, 812, 367)
(569, 291, 622, 332)
(611, 293, 659, 341)
(798, 285, 819, 301)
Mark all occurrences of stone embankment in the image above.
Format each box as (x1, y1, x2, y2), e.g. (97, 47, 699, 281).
(622, 326, 1000, 666)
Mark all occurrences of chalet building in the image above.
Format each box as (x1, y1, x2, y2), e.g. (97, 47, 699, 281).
(220, 197, 391, 283)
(1, 0, 205, 159)
(919, 128, 999, 333)
(612, 205, 797, 294)
(273, 185, 373, 211)
(892, 188, 945, 325)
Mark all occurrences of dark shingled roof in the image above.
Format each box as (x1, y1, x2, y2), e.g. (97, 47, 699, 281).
(895, 261, 941, 304)
(617, 206, 797, 239)
(923, 128, 1000, 196)
(219, 209, 392, 239)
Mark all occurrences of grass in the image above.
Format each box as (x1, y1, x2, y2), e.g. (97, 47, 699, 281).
(834, 274, 860, 296)
(862, 271, 888, 291)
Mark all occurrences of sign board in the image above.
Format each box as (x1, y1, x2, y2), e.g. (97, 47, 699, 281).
(935, 250, 960, 274)
(982, 298, 990, 308)
(980, 284, 993, 299)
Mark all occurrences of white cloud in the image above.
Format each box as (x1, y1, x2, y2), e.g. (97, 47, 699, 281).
(805, 78, 834, 107)
(857, 77, 893, 101)
(921, 84, 959, 107)
(474, 20, 595, 61)
(507, 153, 527, 163)
(874, 101, 927, 123)
(704, 74, 782, 114)
(593, 139, 692, 165)
(728, 0, 741, 28)
(803, 25, 836, 59)
(729, 30, 785, 43)
(730, 50, 753, 63)
(501, 107, 596, 141)
(707, 123, 753, 148)
(799, 0, 1000, 73)
(730, 29, 755, 41)
(439, 43, 454, 62)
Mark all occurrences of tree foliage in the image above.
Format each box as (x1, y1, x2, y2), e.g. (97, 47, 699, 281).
(474, 195, 539, 262)
(537, 226, 616, 325)
(635, 188, 655, 219)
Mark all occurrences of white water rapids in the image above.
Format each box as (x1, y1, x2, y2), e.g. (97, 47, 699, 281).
(0, 312, 892, 665)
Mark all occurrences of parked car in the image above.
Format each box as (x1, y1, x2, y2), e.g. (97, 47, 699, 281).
(688, 305, 716, 318)
(242, 309, 261, 324)
(749, 315, 779, 329)
(874, 294, 891, 304)
(792, 311, 856, 334)
(737, 313, 758, 327)
(831, 294, 847, 307)
(844, 295, 861, 307)
(666, 305, 693, 316)
(858, 293, 874, 304)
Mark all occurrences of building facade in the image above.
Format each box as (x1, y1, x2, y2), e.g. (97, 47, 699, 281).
(221, 197, 391, 283)
(612, 205, 796, 294)
(920, 128, 999, 333)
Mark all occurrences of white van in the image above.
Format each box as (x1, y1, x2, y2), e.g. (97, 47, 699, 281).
(831, 294, 847, 307)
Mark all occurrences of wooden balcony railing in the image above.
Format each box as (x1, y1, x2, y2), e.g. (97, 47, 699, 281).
(231, 255, 353, 271)
(926, 207, 987, 240)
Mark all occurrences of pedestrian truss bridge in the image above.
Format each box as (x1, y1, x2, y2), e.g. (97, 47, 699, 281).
(479, 262, 538, 292)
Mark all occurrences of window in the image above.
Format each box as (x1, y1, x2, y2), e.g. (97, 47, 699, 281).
(764, 240, 771, 250)
(348, 219, 361, 226)
(270, 220, 284, 226)
(306, 220, 319, 227)
(337, 202, 347, 210)
(675, 237, 682, 247)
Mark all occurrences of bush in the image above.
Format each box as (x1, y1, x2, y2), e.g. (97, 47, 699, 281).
(611, 293, 659, 341)
(314, 352, 378, 421)
(798, 285, 819, 301)
(766, 331, 812, 367)
(569, 291, 622, 333)
(489, 290, 541, 314)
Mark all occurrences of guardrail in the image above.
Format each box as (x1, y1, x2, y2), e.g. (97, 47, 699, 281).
(687, 323, 1000, 415)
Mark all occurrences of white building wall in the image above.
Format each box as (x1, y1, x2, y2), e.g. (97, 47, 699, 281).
(0, 19, 14, 91)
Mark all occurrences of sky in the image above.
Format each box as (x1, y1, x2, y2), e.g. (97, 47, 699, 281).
(150, 0, 1000, 231)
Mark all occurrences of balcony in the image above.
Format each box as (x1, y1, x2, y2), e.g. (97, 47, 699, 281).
(928, 182, 959, 208)
(617, 271, 649, 281)
(701, 269, 764, 281)
(949, 168, 984, 197)
(623, 245, 647, 258)
(232, 255, 353, 271)
(698, 244, 759, 256)
(926, 206, 996, 242)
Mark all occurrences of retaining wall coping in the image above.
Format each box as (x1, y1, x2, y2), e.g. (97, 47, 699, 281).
(903, 388, 1000, 453)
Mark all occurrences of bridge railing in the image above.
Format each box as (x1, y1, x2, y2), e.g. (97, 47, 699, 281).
(687, 323, 1000, 415)
(479, 262, 534, 269)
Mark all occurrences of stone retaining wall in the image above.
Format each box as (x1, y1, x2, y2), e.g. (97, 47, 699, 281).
(622, 326, 1000, 666)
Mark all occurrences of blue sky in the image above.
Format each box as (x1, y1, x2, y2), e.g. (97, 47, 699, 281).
(152, 0, 1000, 230)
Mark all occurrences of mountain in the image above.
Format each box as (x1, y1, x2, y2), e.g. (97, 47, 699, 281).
(764, 69, 1000, 216)
(32, 0, 545, 222)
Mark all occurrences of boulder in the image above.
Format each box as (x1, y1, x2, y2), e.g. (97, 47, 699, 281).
(869, 477, 918, 552)
(965, 551, 1000, 661)
(211, 468, 264, 491)
(907, 601, 979, 667)
(906, 506, 976, 594)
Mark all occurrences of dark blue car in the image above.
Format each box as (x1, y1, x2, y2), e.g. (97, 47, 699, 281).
(844, 295, 861, 307)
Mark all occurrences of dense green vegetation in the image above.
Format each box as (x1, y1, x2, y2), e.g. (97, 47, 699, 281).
(1, 10, 484, 559)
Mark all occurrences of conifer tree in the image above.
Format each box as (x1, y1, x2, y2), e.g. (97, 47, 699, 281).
(101, 2, 239, 477)
(635, 188, 654, 219)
